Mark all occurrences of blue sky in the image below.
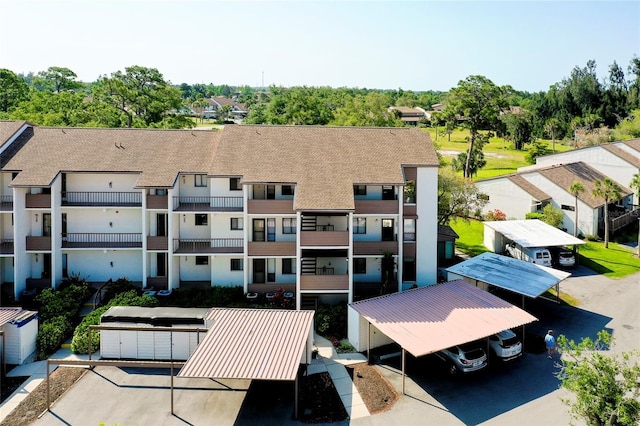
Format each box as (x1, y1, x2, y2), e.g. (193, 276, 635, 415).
(1, 1, 638, 92)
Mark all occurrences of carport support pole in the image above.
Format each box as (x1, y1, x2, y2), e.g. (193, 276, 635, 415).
(171, 361, 174, 415)
(294, 374, 299, 419)
(402, 348, 406, 395)
(46, 360, 50, 410)
(367, 322, 371, 364)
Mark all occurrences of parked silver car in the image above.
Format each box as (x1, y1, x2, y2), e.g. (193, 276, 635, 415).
(435, 341, 488, 375)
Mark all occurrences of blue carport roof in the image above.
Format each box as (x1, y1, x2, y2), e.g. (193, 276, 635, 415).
(445, 252, 571, 298)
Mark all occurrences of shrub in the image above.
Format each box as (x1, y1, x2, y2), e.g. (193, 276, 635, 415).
(35, 280, 91, 322)
(37, 315, 72, 360)
(315, 304, 347, 339)
(525, 212, 544, 220)
(484, 209, 507, 221)
(101, 277, 136, 304)
(71, 290, 158, 354)
(156, 286, 244, 308)
(586, 234, 600, 241)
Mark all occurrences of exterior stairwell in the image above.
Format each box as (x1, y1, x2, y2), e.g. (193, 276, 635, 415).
(300, 295, 318, 311)
(301, 215, 317, 231)
(301, 258, 317, 275)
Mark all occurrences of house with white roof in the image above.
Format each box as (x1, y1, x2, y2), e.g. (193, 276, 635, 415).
(0, 121, 439, 310)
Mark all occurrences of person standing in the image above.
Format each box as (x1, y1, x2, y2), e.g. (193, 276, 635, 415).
(545, 329, 556, 359)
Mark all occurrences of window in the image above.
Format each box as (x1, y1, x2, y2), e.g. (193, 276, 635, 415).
(404, 180, 416, 203)
(354, 258, 366, 274)
(282, 185, 294, 196)
(267, 185, 276, 199)
(561, 204, 575, 211)
(229, 177, 241, 191)
(231, 218, 243, 230)
(382, 185, 395, 200)
(404, 219, 416, 241)
(195, 256, 209, 265)
(354, 185, 367, 196)
(230, 259, 243, 271)
(194, 174, 207, 187)
(267, 218, 276, 242)
(353, 217, 366, 234)
(195, 214, 208, 226)
(282, 258, 296, 274)
(282, 218, 297, 234)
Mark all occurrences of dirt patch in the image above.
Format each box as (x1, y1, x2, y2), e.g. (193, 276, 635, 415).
(347, 362, 398, 414)
(0, 367, 86, 426)
(299, 371, 349, 423)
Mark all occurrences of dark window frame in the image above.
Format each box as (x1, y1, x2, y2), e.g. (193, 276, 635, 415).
(354, 185, 367, 196)
(195, 214, 208, 226)
(354, 258, 366, 274)
(282, 218, 297, 234)
(231, 217, 243, 230)
(194, 174, 207, 187)
(195, 256, 209, 265)
(230, 259, 243, 271)
(353, 217, 366, 234)
(229, 177, 241, 191)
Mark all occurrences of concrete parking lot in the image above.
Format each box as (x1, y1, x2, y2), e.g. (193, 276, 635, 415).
(34, 265, 639, 425)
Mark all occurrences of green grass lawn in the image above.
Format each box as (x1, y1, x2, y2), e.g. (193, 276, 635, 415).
(450, 217, 640, 279)
(424, 127, 574, 179)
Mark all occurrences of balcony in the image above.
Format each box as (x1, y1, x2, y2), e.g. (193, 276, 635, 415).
(0, 239, 13, 254)
(247, 199, 294, 214)
(300, 274, 349, 291)
(62, 192, 142, 207)
(403, 204, 417, 217)
(26, 236, 51, 251)
(62, 233, 142, 248)
(0, 195, 13, 211)
(146, 194, 168, 209)
(300, 230, 349, 247)
(354, 200, 398, 214)
(25, 193, 51, 209)
(147, 236, 168, 250)
(248, 241, 296, 256)
(353, 241, 398, 255)
(173, 238, 243, 254)
(173, 196, 243, 212)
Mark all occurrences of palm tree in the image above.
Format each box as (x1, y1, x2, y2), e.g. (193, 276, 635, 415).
(568, 181, 585, 237)
(629, 172, 640, 255)
(544, 118, 561, 154)
(592, 178, 622, 248)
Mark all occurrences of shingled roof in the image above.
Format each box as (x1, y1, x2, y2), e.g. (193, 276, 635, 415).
(211, 125, 438, 211)
(537, 162, 632, 209)
(507, 175, 551, 201)
(1, 126, 220, 188)
(605, 142, 640, 167)
(620, 138, 640, 153)
(0, 120, 28, 150)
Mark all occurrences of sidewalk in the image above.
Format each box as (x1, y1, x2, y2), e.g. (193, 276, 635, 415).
(0, 347, 90, 423)
(309, 334, 370, 420)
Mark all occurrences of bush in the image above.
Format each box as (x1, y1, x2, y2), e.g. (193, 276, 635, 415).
(525, 212, 544, 220)
(37, 315, 73, 360)
(71, 290, 158, 354)
(484, 209, 507, 221)
(315, 304, 347, 339)
(156, 286, 244, 308)
(35, 279, 91, 322)
(101, 277, 136, 304)
(586, 234, 600, 241)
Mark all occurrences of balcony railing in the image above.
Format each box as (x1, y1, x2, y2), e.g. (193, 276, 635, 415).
(247, 199, 294, 214)
(147, 236, 168, 250)
(300, 230, 349, 246)
(146, 194, 168, 209)
(26, 236, 51, 251)
(248, 241, 296, 256)
(0, 195, 13, 211)
(354, 199, 399, 214)
(25, 193, 51, 209)
(62, 192, 142, 207)
(0, 239, 13, 254)
(299, 274, 349, 291)
(173, 196, 243, 212)
(173, 238, 243, 254)
(62, 233, 142, 248)
(353, 241, 398, 255)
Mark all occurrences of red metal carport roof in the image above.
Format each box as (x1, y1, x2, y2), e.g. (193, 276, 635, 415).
(178, 308, 314, 381)
(350, 280, 538, 357)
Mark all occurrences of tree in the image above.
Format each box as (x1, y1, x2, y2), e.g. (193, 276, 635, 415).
(612, 109, 640, 140)
(592, 178, 622, 248)
(0, 68, 29, 112)
(92, 65, 192, 128)
(525, 139, 549, 164)
(446, 75, 508, 178)
(568, 181, 585, 237)
(330, 92, 401, 127)
(34, 67, 83, 93)
(556, 330, 640, 426)
(450, 131, 490, 177)
(544, 118, 562, 153)
(9, 91, 92, 126)
(437, 168, 488, 225)
(501, 109, 535, 150)
(629, 173, 640, 256)
(540, 204, 564, 229)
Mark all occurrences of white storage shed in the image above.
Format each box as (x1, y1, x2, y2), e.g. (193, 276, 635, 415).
(99, 307, 211, 361)
(0, 308, 38, 365)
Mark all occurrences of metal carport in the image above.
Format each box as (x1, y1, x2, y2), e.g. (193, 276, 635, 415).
(445, 252, 571, 304)
(349, 280, 538, 394)
(178, 308, 315, 418)
(483, 219, 586, 253)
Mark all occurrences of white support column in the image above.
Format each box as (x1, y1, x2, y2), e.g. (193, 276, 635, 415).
(141, 189, 148, 288)
(243, 184, 249, 294)
(348, 211, 353, 303)
(295, 211, 301, 310)
(12, 187, 29, 298)
(51, 177, 62, 288)
(397, 185, 403, 292)
(167, 187, 176, 291)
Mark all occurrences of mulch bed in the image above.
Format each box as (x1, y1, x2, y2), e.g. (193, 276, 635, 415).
(347, 362, 398, 414)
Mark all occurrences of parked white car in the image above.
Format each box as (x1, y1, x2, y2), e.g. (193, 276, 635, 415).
(488, 329, 523, 361)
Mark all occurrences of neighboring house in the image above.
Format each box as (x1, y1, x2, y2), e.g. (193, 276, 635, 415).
(476, 162, 634, 237)
(189, 97, 249, 122)
(389, 107, 427, 126)
(0, 122, 439, 309)
(529, 139, 640, 205)
(437, 225, 458, 264)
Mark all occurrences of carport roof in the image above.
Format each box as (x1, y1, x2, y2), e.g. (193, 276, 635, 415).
(445, 252, 571, 298)
(349, 280, 537, 358)
(484, 219, 585, 248)
(178, 308, 314, 381)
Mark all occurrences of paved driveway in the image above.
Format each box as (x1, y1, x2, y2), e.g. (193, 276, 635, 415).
(34, 265, 639, 425)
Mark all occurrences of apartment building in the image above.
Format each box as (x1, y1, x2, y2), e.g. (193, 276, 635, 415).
(0, 121, 439, 308)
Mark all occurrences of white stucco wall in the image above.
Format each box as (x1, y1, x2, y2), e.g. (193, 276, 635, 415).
(475, 179, 540, 218)
(352, 257, 381, 282)
(179, 256, 211, 281)
(65, 250, 143, 282)
(415, 167, 438, 286)
(211, 256, 244, 286)
(65, 173, 138, 192)
(347, 306, 395, 352)
(64, 208, 141, 233)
